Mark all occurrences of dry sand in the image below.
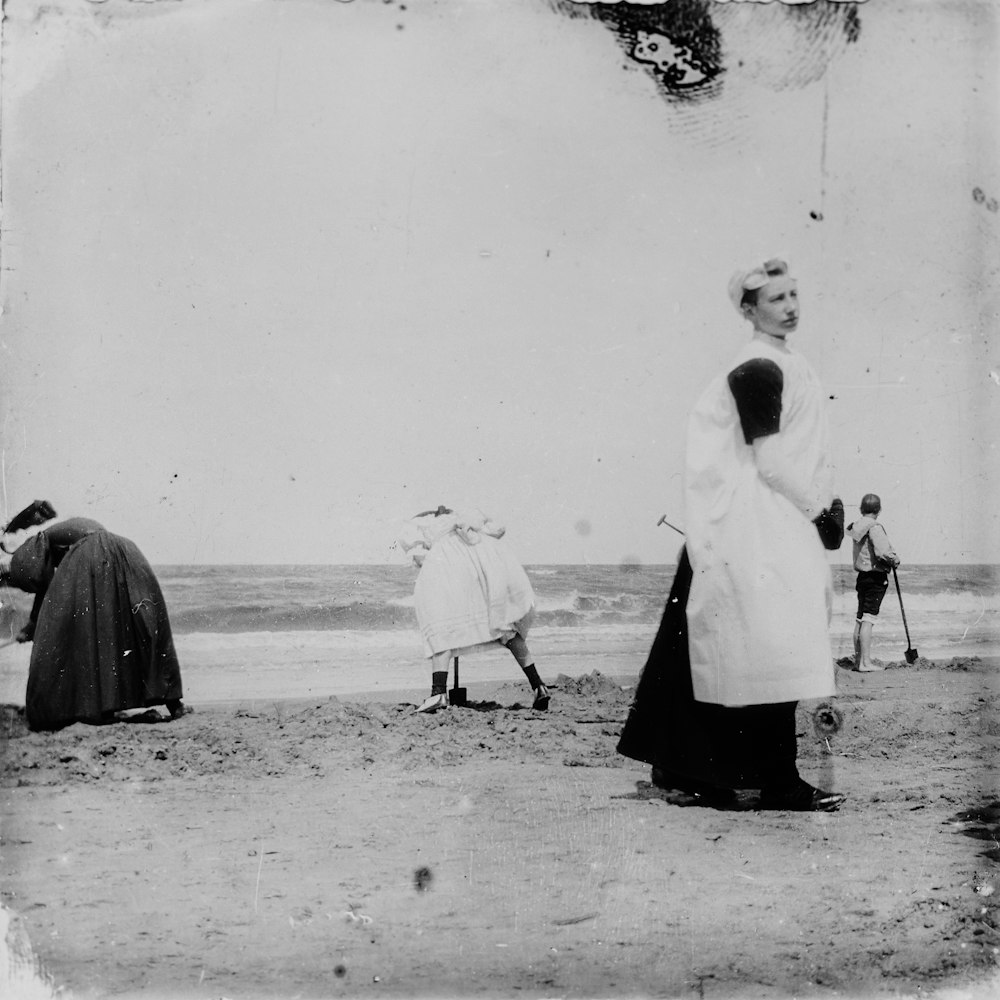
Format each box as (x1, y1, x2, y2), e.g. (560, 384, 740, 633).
(1, 657, 998, 1000)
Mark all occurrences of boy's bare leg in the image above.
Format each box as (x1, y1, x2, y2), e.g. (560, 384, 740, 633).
(856, 620, 882, 672)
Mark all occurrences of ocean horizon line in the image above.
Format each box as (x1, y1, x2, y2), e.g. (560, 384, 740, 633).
(149, 560, 1000, 569)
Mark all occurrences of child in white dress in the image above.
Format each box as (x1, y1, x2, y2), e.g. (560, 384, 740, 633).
(401, 506, 550, 713)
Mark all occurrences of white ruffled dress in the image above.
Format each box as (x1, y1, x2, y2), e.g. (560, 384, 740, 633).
(403, 510, 535, 659)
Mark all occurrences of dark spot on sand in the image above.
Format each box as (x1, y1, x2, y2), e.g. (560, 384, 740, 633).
(946, 801, 1000, 862)
(414, 865, 433, 892)
(334, 964, 347, 978)
(812, 702, 843, 737)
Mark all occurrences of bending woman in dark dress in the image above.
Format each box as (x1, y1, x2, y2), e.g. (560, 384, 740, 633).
(1, 518, 184, 730)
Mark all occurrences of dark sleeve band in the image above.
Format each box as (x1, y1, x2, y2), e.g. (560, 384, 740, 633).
(727, 357, 783, 443)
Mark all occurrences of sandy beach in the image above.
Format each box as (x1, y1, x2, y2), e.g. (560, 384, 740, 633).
(1, 652, 998, 1000)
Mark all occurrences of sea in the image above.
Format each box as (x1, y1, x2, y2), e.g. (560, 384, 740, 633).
(1, 563, 996, 707)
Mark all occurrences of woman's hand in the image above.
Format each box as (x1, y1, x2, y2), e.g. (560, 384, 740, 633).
(812, 497, 845, 550)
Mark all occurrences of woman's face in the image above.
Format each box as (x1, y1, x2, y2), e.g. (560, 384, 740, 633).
(745, 273, 799, 339)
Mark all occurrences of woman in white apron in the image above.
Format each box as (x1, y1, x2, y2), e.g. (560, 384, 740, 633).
(618, 258, 845, 811)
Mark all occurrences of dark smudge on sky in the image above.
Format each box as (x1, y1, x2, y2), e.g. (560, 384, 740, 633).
(549, 1, 862, 103)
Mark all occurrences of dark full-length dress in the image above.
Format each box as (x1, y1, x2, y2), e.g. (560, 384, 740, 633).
(8, 518, 183, 731)
(616, 546, 798, 793)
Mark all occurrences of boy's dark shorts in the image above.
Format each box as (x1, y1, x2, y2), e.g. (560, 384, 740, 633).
(856, 570, 889, 622)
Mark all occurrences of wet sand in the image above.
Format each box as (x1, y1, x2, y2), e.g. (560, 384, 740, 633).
(1, 656, 998, 999)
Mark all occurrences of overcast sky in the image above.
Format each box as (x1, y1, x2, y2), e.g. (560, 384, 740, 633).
(1, 0, 997, 565)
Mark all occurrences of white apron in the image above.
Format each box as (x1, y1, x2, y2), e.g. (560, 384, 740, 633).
(684, 337, 836, 707)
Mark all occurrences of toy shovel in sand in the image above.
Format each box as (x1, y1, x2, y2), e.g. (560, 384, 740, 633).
(448, 656, 467, 706)
(892, 568, 919, 663)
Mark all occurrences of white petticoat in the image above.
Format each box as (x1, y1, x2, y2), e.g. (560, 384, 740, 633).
(413, 530, 535, 659)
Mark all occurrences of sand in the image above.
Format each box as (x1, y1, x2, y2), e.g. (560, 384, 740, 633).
(1, 657, 998, 1000)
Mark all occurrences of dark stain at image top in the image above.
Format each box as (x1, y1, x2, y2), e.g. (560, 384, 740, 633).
(550, 0, 862, 104)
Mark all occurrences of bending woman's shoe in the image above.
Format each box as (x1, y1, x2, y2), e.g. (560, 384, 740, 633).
(415, 693, 448, 714)
(759, 779, 845, 812)
(532, 685, 551, 711)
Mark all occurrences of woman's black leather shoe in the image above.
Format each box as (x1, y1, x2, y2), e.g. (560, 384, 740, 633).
(651, 767, 737, 808)
(759, 781, 845, 812)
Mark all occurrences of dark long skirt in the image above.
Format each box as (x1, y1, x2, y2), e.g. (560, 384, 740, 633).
(25, 532, 183, 731)
(616, 547, 799, 792)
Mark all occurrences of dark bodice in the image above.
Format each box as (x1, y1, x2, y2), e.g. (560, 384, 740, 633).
(8, 518, 105, 594)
